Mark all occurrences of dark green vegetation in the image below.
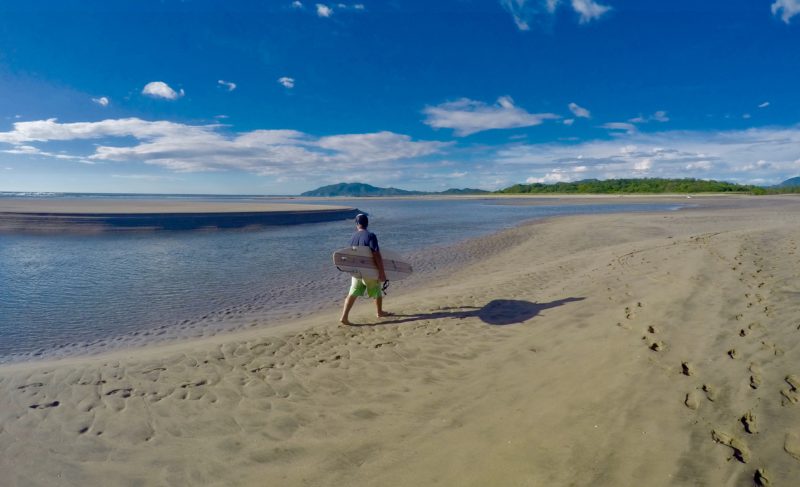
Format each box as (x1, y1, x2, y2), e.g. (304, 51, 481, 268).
(304, 178, 800, 197)
(497, 178, 767, 194)
(301, 183, 489, 197)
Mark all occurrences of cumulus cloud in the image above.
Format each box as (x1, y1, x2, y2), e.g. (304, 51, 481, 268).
(501, 0, 610, 30)
(571, 0, 611, 23)
(495, 125, 800, 185)
(423, 96, 559, 136)
(1, 143, 86, 162)
(601, 122, 637, 135)
(772, 0, 800, 23)
(217, 80, 237, 91)
(629, 110, 669, 124)
(0, 118, 448, 177)
(6, 116, 800, 189)
(568, 102, 591, 118)
(278, 77, 295, 89)
(316, 4, 333, 17)
(142, 81, 184, 100)
(92, 96, 109, 107)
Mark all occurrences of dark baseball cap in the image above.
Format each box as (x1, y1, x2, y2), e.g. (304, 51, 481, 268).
(355, 213, 369, 227)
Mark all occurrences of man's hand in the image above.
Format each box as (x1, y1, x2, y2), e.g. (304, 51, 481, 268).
(373, 250, 387, 283)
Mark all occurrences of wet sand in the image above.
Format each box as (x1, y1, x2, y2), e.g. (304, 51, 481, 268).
(1, 196, 799, 485)
(0, 198, 359, 232)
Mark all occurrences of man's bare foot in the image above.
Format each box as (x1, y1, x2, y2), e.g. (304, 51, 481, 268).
(377, 311, 394, 318)
(339, 318, 352, 326)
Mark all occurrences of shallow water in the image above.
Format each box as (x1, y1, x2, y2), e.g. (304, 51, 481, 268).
(0, 196, 682, 361)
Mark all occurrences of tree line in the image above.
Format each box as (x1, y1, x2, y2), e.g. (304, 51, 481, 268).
(495, 178, 799, 195)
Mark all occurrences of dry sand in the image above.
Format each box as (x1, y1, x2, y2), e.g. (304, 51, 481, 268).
(2, 197, 800, 486)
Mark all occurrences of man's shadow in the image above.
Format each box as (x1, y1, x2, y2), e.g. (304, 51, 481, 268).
(363, 297, 585, 327)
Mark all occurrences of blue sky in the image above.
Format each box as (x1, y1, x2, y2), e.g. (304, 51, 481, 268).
(1, 0, 800, 194)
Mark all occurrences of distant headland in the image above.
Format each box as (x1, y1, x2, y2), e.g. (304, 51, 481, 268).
(300, 183, 489, 197)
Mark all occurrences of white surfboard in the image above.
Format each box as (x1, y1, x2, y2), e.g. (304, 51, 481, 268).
(333, 246, 413, 281)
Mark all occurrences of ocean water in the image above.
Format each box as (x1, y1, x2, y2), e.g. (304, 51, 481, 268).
(0, 195, 683, 361)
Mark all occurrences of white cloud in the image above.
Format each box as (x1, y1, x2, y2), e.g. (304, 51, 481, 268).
(651, 110, 669, 122)
(278, 77, 295, 89)
(500, 0, 609, 30)
(92, 96, 109, 107)
(111, 174, 180, 181)
(772, 0, 800, 23)
(568, 102, 591, 118)
(629, 110, 669, 124)
(493, 125, 800, 185)
(423, 96, 559, 136)
(563, 118, 575, 126)
(501, 0, 534, 30)
(142, 81, 184, 100)
(571, 0, 611, 23)
(743, 113, 752, 120)
(316, 4, 333, 17)
(0, 118, 448, 177)
(1, 143, 86, 161)
(758, 101, 770, 108)
(685, 160, 712, 171)
(354, 4, 365, 9)
(633, 158, 652, 172)
(601, 122, 637, 135)
(292, 1, 303, 8)
(217, 80, 237, 91)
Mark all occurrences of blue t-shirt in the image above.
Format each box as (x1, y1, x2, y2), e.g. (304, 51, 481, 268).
(350, 229, 379, 252)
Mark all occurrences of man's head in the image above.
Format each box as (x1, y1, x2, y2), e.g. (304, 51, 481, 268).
(355, 213, 369, 228)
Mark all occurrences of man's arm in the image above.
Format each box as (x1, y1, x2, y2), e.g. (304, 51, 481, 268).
(372, 250, 387, 282)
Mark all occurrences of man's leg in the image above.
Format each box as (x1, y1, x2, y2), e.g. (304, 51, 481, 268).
(340, 294, 358, 325)
(375, 296, 389, 318)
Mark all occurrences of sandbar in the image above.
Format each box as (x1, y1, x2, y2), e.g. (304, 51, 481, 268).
(0, 198, 360, 232)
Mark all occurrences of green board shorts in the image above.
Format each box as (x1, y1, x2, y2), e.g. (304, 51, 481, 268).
(349, 277, 382, 299)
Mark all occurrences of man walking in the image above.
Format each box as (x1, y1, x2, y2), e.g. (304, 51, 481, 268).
(340, 213, 389, 325)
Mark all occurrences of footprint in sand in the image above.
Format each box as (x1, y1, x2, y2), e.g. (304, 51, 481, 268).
(711, 429, 751, 463)
(703, 384, 718, 402)
(741, 411, 758, 434)
(754, 468, 770, 486)
(649, 341, 664, 352)
(684, 391, 701, 410)
(781, 375, 800, 405)
(29, 401, 60, 409)
(784, 432, 800, 462)
(681, 362, 693, 376)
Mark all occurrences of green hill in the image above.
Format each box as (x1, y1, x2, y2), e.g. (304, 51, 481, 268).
(301, 183, 423, 197)
(301, 183, 489, 197)
(777, 176, 800, 188)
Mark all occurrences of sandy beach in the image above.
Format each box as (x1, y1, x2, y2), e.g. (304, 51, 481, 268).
(2, 196, 800, 486)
